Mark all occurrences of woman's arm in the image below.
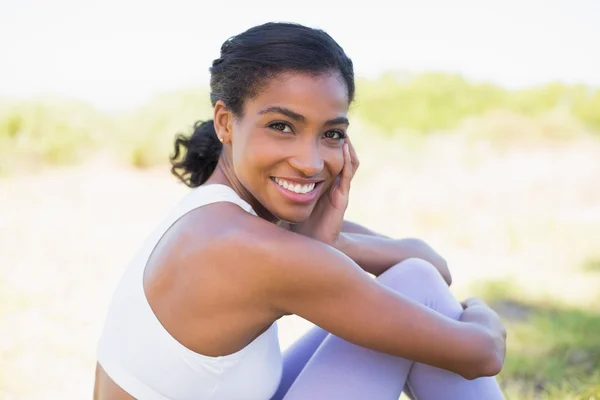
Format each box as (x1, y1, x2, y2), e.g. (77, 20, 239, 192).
(341, 219, 388, 237)
(339, 220, 451, 284)
(230, 215, 504, 380)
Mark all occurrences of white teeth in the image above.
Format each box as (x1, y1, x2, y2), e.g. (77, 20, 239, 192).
(274, 178, 316, 194)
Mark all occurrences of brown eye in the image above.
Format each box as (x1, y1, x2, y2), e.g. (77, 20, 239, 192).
(268, 122, 292, 133)
(323, 130, 346, 140)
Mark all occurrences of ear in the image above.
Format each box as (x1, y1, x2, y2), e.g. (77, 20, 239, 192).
(214, 100, 234, 144)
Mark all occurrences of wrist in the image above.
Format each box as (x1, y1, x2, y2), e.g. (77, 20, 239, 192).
(459, 323, 504, 379)
(394, 238, 425, 258)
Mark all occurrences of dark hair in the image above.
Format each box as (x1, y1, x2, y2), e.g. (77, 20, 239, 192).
(170, 22, 355, 187)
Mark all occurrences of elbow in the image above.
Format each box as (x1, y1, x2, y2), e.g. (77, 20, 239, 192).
(431, 254, 451, 286)
(439, 258, 452, 286)
(442, 270, 452, 286)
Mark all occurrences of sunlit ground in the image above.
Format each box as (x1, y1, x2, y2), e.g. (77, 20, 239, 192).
(1, 131, 599, 399)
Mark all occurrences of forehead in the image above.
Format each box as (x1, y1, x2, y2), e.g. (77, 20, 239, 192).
(245, 72, 349, 119)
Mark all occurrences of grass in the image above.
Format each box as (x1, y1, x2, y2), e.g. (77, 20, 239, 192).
(0, 97, 110, 174)
(583, 258, 600, 273)
(473, 281, 600, 399)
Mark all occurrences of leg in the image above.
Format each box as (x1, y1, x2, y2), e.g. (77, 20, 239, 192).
(282, 258, 504, 400)
(390, 262, 504, 400)
(273, 326, 415, 400)
(271, 326, 328, 400)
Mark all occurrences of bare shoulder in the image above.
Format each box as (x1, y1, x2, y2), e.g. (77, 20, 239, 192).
(184, 203, 329, 284)
(164, 200, 325, 290)
(180, 202, 365, 298)
(205, 210, 375, 317)
(168, 201, 376, 330)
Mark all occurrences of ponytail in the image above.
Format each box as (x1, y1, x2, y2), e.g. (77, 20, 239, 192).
(170, 120, 223, 187)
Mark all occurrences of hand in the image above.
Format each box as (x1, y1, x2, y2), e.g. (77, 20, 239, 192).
(292, 138, 359, 246)
(460, 298, 505, 334)
(460, 297, 507, 367)
(397, 238, 451, 285)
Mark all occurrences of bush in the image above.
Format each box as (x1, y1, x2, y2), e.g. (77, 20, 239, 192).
(0, 97, 108, 174)
(110, 87, 212, 167)
(353, 72, 507, 133)
(354, 73, 600, 135)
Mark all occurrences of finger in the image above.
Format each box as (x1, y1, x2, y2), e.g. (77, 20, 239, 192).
(345, 136, 360, 175)
(337, 143, 353, 195)
(462, 297, 487, 310)
(460, 297, 476, 309)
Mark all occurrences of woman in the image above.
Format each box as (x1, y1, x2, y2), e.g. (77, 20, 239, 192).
(94, 22, 506, 399)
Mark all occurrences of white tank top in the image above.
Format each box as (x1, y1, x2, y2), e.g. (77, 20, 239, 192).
(97, 184, 283, 400)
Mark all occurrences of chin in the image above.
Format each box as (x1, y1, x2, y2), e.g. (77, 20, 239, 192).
(271, 205, 314, 225)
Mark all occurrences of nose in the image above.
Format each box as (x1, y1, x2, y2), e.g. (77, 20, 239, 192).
(288, 141, 324, 177)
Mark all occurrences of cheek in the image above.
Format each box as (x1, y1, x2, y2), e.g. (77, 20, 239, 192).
(325, 147, 344, 176)
(232, 131, 274, 179)
(233, 146, 261, 188)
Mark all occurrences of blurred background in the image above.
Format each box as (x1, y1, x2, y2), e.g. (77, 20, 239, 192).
(1, 0, 599, 398)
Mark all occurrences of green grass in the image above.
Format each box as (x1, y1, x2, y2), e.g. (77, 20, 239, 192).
(475, 281, 600, 399)
(354, 74, 600, 134)
(109, 86, 212, 167)
(583, 258, 600, 273)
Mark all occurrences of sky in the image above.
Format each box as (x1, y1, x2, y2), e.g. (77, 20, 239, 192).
(1, 0, 599, 111)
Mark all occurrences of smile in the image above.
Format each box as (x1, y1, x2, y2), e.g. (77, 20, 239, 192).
(272, 177, 317, 194)
(270, 177, 323, 204)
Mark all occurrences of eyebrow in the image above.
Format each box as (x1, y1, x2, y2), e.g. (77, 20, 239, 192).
(258, 106, 349, 126)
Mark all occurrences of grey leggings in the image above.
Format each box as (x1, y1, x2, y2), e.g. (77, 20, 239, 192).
(272, 258, 504, 400)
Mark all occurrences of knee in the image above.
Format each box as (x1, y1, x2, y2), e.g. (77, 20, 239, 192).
(377, 258, 462, 319)
(376, 258, 444, 290)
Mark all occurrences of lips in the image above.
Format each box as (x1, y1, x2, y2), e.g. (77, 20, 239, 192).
(272, 177, 316, 194)
(270, 177, 323, 204)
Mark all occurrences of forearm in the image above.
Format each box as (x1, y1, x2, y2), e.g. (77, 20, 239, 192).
(334, 233, 423, 277)
(349, 279, 502, 379)
(341, 220, 388, 238)
(288, 219, 451, 282)
(339, 220, 452, 284)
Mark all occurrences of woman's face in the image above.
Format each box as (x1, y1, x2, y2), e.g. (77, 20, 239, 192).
(227, 72, 349, 223)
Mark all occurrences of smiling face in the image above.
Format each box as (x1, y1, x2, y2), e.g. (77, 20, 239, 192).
(214, 71, 350, 223)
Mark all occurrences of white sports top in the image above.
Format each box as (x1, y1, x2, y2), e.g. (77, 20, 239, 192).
(97, 184, 283, 400)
